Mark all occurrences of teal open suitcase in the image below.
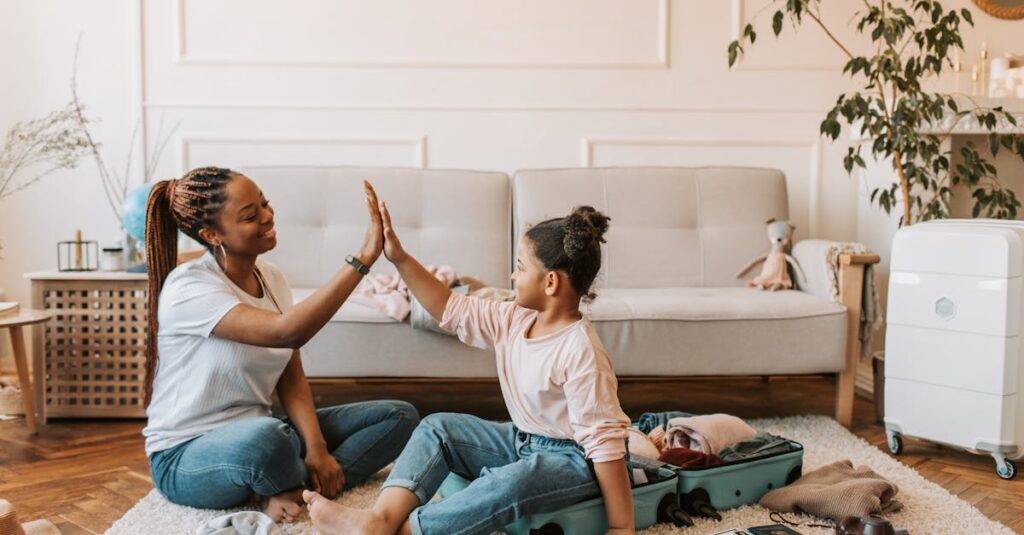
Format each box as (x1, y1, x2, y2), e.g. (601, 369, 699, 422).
(652, 440, 804, 521)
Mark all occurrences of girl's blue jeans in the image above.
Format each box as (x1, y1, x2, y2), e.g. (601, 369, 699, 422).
(383, 412, 627, 535)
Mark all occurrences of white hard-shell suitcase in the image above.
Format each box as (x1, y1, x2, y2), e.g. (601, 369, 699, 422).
(884, 219, 1024, 480)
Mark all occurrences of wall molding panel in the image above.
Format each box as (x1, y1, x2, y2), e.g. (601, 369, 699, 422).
(179, 135, 429, 173)
(172, 0, 670, 70)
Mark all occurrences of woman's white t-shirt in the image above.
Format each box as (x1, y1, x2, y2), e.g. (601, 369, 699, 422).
(143, 252, 294, 455)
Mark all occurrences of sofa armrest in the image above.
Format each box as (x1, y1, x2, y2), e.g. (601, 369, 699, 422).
(791, 239, 880, 300)
(839, 253, 881, 266)
(791, 239, 880, 427)
(791, 239, 843, 300)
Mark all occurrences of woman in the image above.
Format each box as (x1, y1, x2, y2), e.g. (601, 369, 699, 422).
(141, 166, 419, 521)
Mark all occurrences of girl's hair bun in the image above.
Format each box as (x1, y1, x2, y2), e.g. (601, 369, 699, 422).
(563, 206, 609, 259)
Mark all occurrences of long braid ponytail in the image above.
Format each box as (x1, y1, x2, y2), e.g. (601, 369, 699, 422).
(143, 166, 235, 405)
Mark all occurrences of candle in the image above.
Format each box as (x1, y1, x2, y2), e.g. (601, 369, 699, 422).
(980, 43, 989, 96)
(74, 229, 83, 270)
(954, 49, 962, 94)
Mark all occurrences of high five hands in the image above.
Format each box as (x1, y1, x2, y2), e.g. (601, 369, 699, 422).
(358, 181, 409, 266)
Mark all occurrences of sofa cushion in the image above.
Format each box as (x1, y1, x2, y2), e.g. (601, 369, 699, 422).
(297, 287, 847, 378)
(584, 287, 845, 322)
(293, 288, 396, 324)
(587, 288, 848, 376)
(301, 321, 499, 378)
(512, 167, 788, 289)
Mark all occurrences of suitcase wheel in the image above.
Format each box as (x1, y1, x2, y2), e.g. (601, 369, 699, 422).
(680, 488, 721, 521)
(996, 459, 1017, 481)
(786, 465, 802, 485)
(529, 524, 563, 535)
(887, 434, 904, 455)
(658, 494, 693, 527)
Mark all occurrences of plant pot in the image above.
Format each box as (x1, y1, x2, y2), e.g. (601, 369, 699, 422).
(872, 351, 885, 424)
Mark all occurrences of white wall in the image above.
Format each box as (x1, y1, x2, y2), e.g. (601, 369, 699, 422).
(0, 1, 140, 367)
(2, 0, 1022, 367)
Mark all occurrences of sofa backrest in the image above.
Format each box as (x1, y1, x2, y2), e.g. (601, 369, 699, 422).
(242, 166, 511, 289)
(512, 167, 789, 288)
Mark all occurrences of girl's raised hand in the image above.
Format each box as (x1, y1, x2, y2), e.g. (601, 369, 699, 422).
(380, 200, 408, 264)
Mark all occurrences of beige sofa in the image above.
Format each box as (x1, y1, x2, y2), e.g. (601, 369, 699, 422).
(250, 166, 876, 426)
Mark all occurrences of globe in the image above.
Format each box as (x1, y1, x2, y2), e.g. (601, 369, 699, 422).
(122, 183, 153, 244)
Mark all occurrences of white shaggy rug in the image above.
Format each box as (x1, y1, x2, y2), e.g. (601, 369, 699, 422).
(106, 416, 1014, 535)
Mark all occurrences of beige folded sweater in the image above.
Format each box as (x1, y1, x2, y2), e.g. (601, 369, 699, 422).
(759, 460, 903, 521)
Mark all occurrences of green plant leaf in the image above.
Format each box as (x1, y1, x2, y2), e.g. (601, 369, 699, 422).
(960, 8, 973, 25)
(728, 41, 741, 67)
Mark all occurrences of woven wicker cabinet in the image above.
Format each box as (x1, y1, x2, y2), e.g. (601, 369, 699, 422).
(25, 271, 148, 421)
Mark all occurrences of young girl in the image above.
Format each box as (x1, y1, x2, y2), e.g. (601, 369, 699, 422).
(303, 203, 636, 535)
(143, 168, 418, 521)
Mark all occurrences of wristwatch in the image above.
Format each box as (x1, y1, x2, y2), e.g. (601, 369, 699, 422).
(345, 254, 370, 275)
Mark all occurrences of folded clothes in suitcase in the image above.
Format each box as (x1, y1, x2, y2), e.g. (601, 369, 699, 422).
(634, 439, 804, 521)
(634, 411, 805, 523)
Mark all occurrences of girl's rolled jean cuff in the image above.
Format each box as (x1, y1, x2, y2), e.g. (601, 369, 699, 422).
(380, 478, 431, 506)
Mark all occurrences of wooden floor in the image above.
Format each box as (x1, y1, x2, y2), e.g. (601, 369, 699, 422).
(1, 376, 1022, 533)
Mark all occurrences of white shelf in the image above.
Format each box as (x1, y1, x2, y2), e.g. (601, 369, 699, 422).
(920, 97, 1024, 135)
(23, 271, 148, 281)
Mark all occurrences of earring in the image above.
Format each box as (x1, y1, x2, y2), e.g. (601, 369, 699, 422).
(216, 243, 228, 271)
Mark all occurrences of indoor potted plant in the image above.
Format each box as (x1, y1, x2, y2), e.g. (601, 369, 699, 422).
(729, 0, 1024, 226)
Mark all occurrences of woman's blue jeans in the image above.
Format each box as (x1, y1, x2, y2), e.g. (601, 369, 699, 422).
(149, 400, 419, 509)
(383, 412, 623, 535)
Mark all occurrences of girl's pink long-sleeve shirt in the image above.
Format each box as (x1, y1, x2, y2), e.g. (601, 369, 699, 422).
(440, 292, 629, 462)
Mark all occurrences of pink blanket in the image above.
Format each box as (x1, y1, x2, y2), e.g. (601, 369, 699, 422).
(349, 265, 456, 321)
(665, 413, 756, 455)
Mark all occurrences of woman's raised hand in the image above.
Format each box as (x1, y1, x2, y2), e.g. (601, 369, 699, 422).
(358, 180, 384, 265)
(380, 200, 409, 264)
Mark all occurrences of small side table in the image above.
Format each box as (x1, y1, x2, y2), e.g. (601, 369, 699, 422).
(0, 309, 52, 433)
(24, 271, 149, 422)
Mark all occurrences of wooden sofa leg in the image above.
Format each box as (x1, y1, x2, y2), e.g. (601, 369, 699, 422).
(835, 256, 873, 428)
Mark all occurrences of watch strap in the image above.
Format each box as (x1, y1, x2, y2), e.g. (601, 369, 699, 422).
(345, 254, 370, 275)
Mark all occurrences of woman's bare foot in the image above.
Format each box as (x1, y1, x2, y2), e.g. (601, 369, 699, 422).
(261, 488, 304, 523)
(303, 490, 392, 535)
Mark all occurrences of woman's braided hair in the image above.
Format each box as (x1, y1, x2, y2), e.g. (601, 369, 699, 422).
(524, 206, 610, 302)
(144, 166, 235, 404)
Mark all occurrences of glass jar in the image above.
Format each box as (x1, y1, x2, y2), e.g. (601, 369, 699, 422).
(100, 247, 125, 271)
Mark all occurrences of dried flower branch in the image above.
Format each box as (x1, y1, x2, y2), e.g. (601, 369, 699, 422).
(69, 39, 179, 223)
(0, 103, 91, 203)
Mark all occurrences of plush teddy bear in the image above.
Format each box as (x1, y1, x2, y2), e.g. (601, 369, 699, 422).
(736, 219, 806, 291)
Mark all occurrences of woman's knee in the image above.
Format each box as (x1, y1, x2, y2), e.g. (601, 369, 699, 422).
(239, 417, 301, 464)
(387, 400, 420, 438)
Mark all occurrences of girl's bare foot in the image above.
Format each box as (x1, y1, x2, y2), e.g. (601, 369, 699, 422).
(261, 488, 304, 523)
(303, 490, 392, 535)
